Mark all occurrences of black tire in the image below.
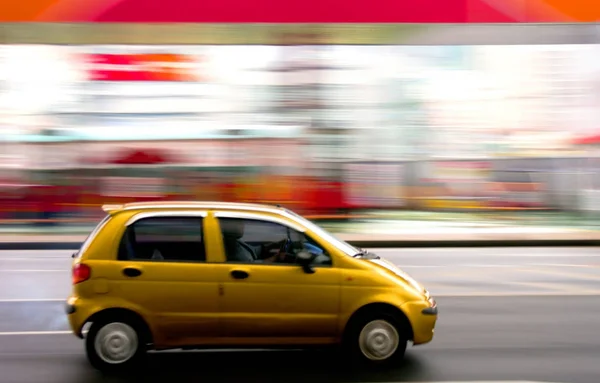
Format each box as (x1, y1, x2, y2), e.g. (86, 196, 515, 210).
(85, 316, 148, 372)
(343, 310, 408, 367)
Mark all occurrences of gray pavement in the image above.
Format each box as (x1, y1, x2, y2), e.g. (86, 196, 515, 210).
(0, 248, 600, 382)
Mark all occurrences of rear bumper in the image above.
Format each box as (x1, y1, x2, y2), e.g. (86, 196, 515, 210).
(65, 296, 86, 338)
(65, 301, 76, 315)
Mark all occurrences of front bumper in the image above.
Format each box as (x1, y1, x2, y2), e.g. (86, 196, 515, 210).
(401, 296, 438, 345)
(421, 297, 438, 315)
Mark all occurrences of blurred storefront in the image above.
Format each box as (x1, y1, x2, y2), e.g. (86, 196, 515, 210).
(0, 22, 600, 220)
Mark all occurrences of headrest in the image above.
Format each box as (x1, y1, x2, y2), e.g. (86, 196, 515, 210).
(221, 219, 245, 239)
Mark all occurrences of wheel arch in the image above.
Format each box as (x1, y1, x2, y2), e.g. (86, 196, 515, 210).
(83, 307, 154, 345)
(342, 302, 414, 342)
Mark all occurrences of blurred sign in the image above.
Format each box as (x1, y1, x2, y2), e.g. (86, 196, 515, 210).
(27, 143, 78, 170)
(422, 160, 491, 210)
(344, 163, 406, 208)
(103, 177, 165, 198)
(86, 53, 202, 82)
(430, 161, 490, 184)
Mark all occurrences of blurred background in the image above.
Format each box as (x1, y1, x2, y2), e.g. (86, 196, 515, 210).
(1, 4, 600, 383)
(2, 23, 600, 234)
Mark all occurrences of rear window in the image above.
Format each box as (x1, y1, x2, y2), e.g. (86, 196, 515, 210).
(75, 215, 112, 258)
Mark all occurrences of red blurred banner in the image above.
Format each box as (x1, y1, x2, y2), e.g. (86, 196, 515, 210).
(86, 53, 201, 82)
(2, 0, 599, 23)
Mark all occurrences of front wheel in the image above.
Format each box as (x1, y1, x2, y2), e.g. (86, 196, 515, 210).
(344, 314, 408, 366)
(85, 320, 146, 372)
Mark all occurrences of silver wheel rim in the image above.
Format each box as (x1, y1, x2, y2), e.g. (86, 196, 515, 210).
(358, 319, 399, 361)
(94, 322, 138, 365)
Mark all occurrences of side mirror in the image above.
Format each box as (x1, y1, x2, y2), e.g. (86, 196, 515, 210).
(297, 251, 316, 274)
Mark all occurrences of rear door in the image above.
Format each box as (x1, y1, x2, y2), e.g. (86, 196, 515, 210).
(107, 211, 221, 347)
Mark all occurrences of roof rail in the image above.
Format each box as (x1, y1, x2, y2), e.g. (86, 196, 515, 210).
(101, 204, 124, 214)
(101, 201, 286, 215)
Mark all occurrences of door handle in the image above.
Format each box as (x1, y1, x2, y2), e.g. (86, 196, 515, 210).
(123, 267, 142, 278)
(230, 270, 249, 280)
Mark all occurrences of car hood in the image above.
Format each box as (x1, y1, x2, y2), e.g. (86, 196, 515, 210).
(366, 257, 427, 296)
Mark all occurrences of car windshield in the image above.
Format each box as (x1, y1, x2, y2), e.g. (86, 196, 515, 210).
(283, 209, 360, 256)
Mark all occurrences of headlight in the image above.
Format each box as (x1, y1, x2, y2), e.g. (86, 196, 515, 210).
(428, 297, 437, 308)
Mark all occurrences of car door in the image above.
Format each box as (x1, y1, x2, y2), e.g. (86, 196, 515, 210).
(107, 212, 221, 347)
(210, 211, 341, 344)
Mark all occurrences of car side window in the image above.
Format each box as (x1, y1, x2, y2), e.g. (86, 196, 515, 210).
(118, 216, 206, 263)
(218, 217, 332, 266)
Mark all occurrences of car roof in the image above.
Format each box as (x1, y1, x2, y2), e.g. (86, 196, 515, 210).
(102, 201, 285, 215)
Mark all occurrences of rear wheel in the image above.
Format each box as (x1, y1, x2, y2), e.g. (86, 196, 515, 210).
(344, 311, 408, 366)
(85, 318, 147, 372)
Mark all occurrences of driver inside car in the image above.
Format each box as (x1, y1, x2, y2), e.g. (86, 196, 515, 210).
(220, 219, 288, 263)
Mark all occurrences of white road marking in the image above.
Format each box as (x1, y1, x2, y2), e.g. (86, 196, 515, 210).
(398, 263, 597, 268)
(533, 263, 597, 268)
(374, 248, 600, 257)
(0, 258, 67, 261)
(0, 331, 71, 336)
(0, 269, 64, 272)
(433, 291, 600, 297)
(0, 299, 64, 303)
(515, 268, 600, 281)
(400, 264, 521, 268)
(0, 252, 72, 257)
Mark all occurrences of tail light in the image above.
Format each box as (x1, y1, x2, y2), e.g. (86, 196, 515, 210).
(72, 263, 91, 284)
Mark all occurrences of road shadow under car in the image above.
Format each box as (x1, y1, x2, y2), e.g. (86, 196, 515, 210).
(90, 349, 428, 383)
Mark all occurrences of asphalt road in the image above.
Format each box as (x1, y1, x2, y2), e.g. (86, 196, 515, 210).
(1, 247, 600, 383)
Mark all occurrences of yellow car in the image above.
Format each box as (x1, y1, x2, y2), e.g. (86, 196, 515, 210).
(66, 201, 437, 371)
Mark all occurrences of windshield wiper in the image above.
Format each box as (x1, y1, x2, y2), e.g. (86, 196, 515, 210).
(353, 248, 380, 259)
(352, 249, 367, 258)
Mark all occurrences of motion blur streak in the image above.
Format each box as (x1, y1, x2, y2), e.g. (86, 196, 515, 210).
(1, 33, 600, 236)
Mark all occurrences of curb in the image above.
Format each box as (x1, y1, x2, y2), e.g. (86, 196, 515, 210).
(2, 239, 599, 251)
